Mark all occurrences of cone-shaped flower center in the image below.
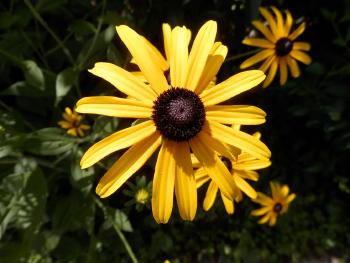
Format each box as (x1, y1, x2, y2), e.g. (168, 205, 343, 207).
(275, 37, 293, 56)
(152, 87, 205, 141)
(273, 202, 283, 213)
(220, 156, 233, 172)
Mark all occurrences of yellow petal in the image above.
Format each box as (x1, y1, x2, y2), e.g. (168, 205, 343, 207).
(67, 128, 77, 136)
(293, 42, 311, 51)
(58, 120, 71, 129)
(220, 191, 235, 214)
(203, 181, 218, 211)
(259, 7, 279, 37)
(289, 22, 306, 41)
(269, 214, 277, 226)
(233, 174, 257, 199)
(88, 62, 156, 104)
(162, 23, 172, 62)
(251, 206, 271, 216)
(262, 58, 278, 88)
(96, 132, 161, 198)
(253, 192, 274, 205)
(195, 42, 228, 94)
(252, 20, 276, 43)
(290, 50, 312, 65)
(141, 35, 169, 71)
(189, 135, 236, 200)
(200, 70, 266, 106)
(80, 120, 156, 169)
(76, 96, 152, 118)
(152, 139, 176, 224)
(205, 105, 266, 125)
(281, 184, 290, 197)
(258, 211, 272, 224)
(279, 57, 288, 86)
(205, 120, 271, 160)
(270, 181, 280, 199)
(286, 193, 296, 203)
(116, 25, 168, 94)
(259, 55, 275, 72)
(271, 6, 285, 37)
(130, 71, 148, 84)
(234, 170, 259, 181)
(284, 10, 293, 35)
(170, 26, 189, 88)
(185, 20, 217, 91)
(174, 141, 197, 221)
(191, 154, 201, 167)
(234, 158, 271, 170)
(240, 49, 275, 69)
(286, 56, 300, 78)
(242, 38, 274, 48)
(195, 168, 210, 188)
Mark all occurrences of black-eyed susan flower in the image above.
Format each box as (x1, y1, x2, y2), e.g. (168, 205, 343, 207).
(58, 107, 90, 136)
(251, 181, 296, 226)
(75, 21, 271, 223)
(194, 128, 271, 214)
(240, 6, 312, 88)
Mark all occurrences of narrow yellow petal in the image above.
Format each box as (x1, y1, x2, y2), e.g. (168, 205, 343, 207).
(234, 159, 271, 170)
(189, 135, 236, 200)
(240, 49, 275, 69)
(174, 142, 197, 221)
(281, 185, 290, 197)
(286, 193, 296, 203)
(252, 20, 277, 43)
(205, 120, 271, 160)
(263, 58, 278, 88)
(220, 191, 234, 214)
(88, 62, 156, 104)
(152, 139, 176, 224)
(233, 174, 257, 199)
(271, 6, 285, 37)
(191, 154, 201, 167)
(258, 211, 272, 224)
(289, 22, 306, 41)
(141, 36, 169, 71)
(200, 70, 266, 106)
(195, 42, 228, 94)
(234, 170, 259, 181)
(290, 50, 312, 65)
(279, 57, 288, 86)
(203, 181, 218, 211)
(80, 120, 156, 169)
(58, 121, 71, 129)
(259, 55, 275, 72)
(170, 26, 189, 88)
(96, 132, 161, 198)
(116, 25, 168, 94)
(259, 7, 279, 37)
(253, 192, 274, 205)
(185, 20, 217, 91)
(130, 71, 148, 84)
(284, 10, 293, 35)
(286, 56, 300, 78)
(76, 96, 152, 118)
(162, 23, 172, 62)
(270, 181, 279, 199)
(242, 38, 275, 48)
(195, 168, 210, 188)
(251, 206, 271, 216)
(269, 214, 277, 226)
(293, 42, 311, 51)
(205, 105, 266, 125)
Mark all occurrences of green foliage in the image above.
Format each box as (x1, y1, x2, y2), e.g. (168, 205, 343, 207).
(0, 0, 349, 262)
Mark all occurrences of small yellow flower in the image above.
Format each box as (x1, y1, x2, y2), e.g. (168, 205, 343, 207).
(58, 107, 90, 137)
(240, 6, 312, 88)
(251, 181, 296, 226)
(135, 188, 150, 204)
(194, 128, 271, 214)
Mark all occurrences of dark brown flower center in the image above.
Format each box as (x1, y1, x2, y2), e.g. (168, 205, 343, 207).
(275, 37, 293, 56)
(220, 156, 233, 172)
(273, 202, 283, 213)
(152, 87, 205, 141)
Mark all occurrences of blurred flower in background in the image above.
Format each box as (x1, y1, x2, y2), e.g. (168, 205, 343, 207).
(251, 181, 296, 226)
(123, 176, 152, 211)
(240, 6, 312, 88)
(58, 107, 90, 136)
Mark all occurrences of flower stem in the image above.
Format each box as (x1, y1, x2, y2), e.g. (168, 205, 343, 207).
(24, 0, 75, 65)
(93, 197, 139, 263)
(225, 49, 260, 62)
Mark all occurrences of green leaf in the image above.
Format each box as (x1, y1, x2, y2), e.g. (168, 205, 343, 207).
(55, 68, 79, 106)
(111, 209, 133, 232)
(21, 60, 45, 90)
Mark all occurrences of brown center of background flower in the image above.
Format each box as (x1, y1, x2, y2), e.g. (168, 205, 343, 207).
(275, 37, 294, 56)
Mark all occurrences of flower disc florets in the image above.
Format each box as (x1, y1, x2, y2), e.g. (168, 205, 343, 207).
(273, 202, 283, 213)
(152, 87, 205, 142)
(275, 37, 294, 56)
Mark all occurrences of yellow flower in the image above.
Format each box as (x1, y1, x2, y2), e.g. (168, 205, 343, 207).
(240, 6, 312, 88)
(58, 107, 90, 136)
(135, 188, 150, 204)
(75, 20, 271, 224)
(194, 128, 271, 214)
(251, 181, 296, 226)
